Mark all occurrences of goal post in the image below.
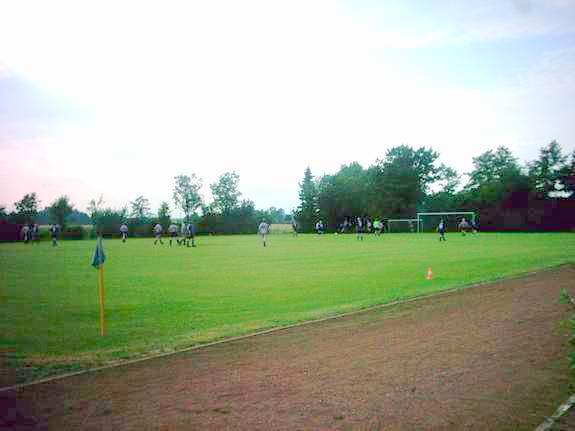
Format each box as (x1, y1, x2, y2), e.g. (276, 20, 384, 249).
(386, 218, 420, 233)
(417, 212, 476, 233)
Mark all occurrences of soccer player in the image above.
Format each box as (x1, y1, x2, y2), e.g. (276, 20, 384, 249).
(315, 220, 324, 235)
(437, 219, 446, 241)
(356, 216, 364, 240)
(153, 223, 164, 245)
(459, 218, 470, 236)
(31, 224, 40, 244)
(258, 219, 270, 247)
(471, 219, 478, 233)
(184, 222, 197, 247)
(21, 224, 30, 243)
(120, 223, 129, 243)
(341, 218, 350, 233)
(168, 223, 179, 246)
(373, 218, 382, 236)
(49, 223, 60, 246)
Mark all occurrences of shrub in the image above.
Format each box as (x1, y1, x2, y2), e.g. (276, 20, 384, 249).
(62, 225, 85, 240)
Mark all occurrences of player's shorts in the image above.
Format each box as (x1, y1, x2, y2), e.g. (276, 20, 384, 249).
(155, 233, 162, 238)
(170, 232, 178, 237)
(356, 226, 363, 233)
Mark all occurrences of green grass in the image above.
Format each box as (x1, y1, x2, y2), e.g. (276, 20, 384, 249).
(1, 232, 574, 384)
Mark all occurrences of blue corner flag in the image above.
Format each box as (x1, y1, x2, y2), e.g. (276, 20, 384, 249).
(91, 237, 106, 269)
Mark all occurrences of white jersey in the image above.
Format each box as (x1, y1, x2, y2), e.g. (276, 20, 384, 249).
(120, 224, 128, 233)
(168, 224, 178, 234)
(154, 224, 163, 234)
(258, 222, 270, 235)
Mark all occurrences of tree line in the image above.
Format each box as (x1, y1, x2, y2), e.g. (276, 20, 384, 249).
(0, 171, 292, 237)
(295, 141, 575, 232)
(3, 141, 574, 236)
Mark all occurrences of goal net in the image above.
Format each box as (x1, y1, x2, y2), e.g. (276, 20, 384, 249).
(386, 219, 419, 233)
(417, 212, 476, 232)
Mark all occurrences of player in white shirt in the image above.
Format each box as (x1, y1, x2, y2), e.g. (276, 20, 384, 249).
(153, 223, 164, 245)
(168, 223, 179, 246)
(258, 220, 270, 247)
(120, 223, 129, 243)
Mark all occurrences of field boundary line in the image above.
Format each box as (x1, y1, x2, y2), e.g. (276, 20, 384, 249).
(2, 263, 573, 393)
(534, 394, 575, 431)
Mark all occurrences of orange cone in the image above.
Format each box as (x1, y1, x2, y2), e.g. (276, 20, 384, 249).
(426, 267, 433, 280)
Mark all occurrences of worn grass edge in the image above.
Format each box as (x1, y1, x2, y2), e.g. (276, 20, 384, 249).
(2, 261, 574, 393)
(534, 289, 575, 431)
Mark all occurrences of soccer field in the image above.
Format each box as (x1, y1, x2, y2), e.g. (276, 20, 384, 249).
(1, 233, 574, 384)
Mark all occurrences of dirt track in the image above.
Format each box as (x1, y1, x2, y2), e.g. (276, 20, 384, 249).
(2, 267, 574, 430)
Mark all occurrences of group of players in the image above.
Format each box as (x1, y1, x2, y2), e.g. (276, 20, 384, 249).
(119, 222, 197, 247)
(20, 216, 478, 248)
(312, 216, 386, 240)
(20, 223, 61, 246)
(437, 217, 478, 241)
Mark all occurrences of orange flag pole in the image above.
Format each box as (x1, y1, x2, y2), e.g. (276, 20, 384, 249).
(98, 263, 106, 336)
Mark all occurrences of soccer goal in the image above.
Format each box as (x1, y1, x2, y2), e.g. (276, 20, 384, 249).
(386, 218, 420, 233)
(417, 212, 476, 232)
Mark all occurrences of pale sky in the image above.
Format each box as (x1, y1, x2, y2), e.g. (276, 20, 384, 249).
(1, 0, 574, 216)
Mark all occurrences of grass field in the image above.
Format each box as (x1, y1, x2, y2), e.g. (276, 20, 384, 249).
(1, 232, 574, 384)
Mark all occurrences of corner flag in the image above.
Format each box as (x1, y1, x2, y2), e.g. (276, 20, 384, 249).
(91, 236, 107, 336)
(91, 236, 106, 268)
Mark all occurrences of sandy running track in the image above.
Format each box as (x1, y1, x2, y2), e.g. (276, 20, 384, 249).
(2, 266, 574, 430)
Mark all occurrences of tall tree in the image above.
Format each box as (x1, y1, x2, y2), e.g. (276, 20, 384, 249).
(316, 162, 370, 228)
(420, 166, 461, 212)
(467, 146, 522, 189)
(157, 201, 171, 227)
(48, 196, 74, 228)
(528, 140, 568, 197)
(210, 171, 241, 215)
(87, 195, 105, 226)
(14, 193, 40, 223)
(466, 146, 527, 206)
(130, 195, 151, 222)
(173, 174, 203, 223)
(296, 167, 318, 232)
(371, 146, 441, 217)
(563, 150, 575, 196)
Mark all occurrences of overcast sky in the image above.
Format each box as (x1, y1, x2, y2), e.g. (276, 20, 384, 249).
(1, 0, 574, 216)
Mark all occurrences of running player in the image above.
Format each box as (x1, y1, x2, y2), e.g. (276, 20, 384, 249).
(315, 220, 324, 235)
(153, 223, 164, 245)
(458, 218, 470, 236)
(120, 223, 129, 243)
(168, 223, 179, 246)
(291, 218, 298, 237)
(258, 219, 270, 247)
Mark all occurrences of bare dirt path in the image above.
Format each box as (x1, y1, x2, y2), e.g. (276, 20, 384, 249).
(2, 267, 574, 430)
